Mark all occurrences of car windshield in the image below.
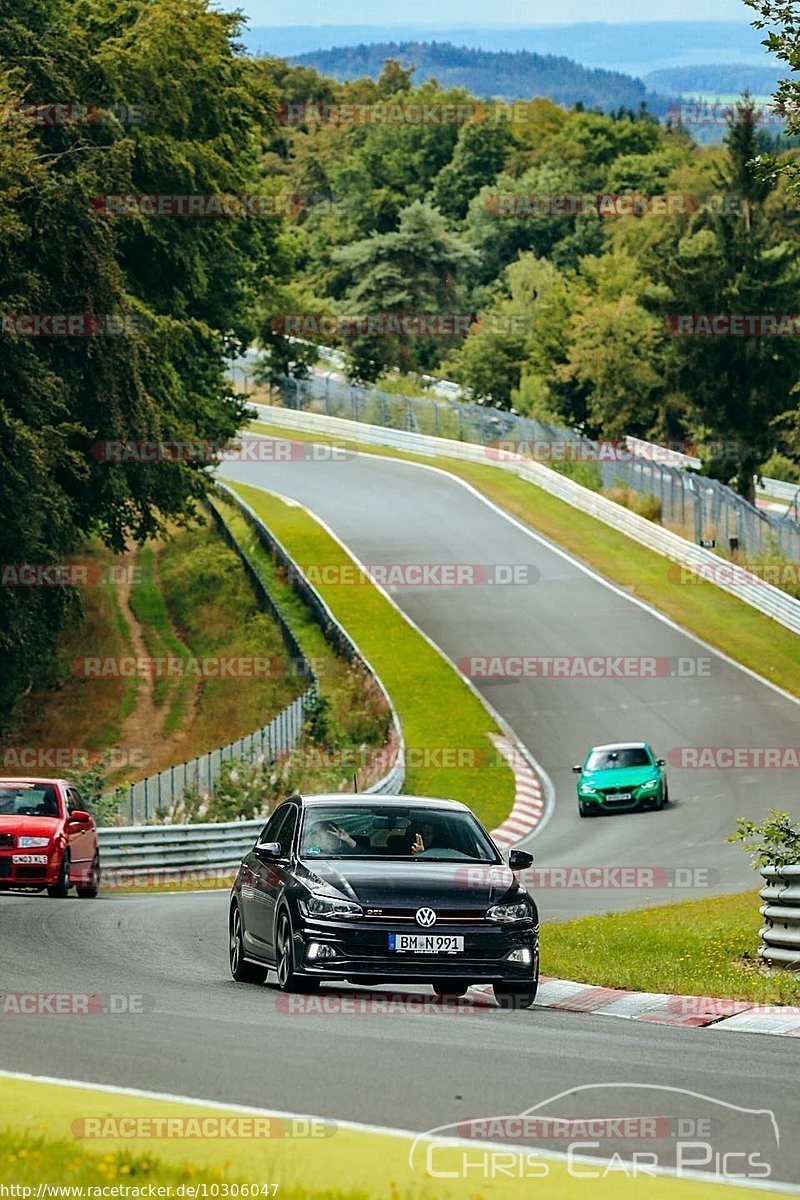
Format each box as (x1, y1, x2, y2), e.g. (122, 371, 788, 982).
(299, 805, 499, 862)
(0, 784, 60, 817)
(586, 748, 652, 770)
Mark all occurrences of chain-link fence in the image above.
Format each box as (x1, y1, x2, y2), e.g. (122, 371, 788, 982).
(107, 692, 311, 825)
(272, 373, 800, 564)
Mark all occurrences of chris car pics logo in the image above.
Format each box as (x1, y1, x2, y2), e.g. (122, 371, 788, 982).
(408, 1084, 779, 1182)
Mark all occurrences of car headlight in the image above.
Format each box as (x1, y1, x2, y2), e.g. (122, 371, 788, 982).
(299, 894, 363, 920)
(579, 783, 597, 794)
(639, 778, 660, 789)
(486, 901, 530, 923)
(18, 836, 50, 848)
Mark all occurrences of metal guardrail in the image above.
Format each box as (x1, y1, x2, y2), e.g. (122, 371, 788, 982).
(103, 487, 404, 829)
(98, 819, 263, 882)
(214, 483, 405, 798)
(271, 373, 800, 564)
(252, 403, 800, 637)
(760, 865, 800, 969)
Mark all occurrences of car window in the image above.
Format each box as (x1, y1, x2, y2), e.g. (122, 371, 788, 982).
(299, 805, 498, 862)
(586, 748, 653, 770)
(67, 788, 82, 813)
(272, 805, 298, 856)
(0, 783, 59, 817)
(258, 806, 288, 845)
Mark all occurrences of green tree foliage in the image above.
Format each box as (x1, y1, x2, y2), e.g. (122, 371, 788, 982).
(0, 0, 282, 718)
(331, 201, 479, 379)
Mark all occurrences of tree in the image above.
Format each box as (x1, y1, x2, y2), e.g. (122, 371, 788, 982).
(656, 100, 800, 500)
(0, 0, 280, 718)
(430, 119, 514, 221)
(331, 201, 479, 378)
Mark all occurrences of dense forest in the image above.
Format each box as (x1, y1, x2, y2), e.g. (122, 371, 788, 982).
(293, 42, 673, 115)
(2, 0, 800, 724)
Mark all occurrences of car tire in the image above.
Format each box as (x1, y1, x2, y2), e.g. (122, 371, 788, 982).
(77, 853, 100, 898)
(275, 910, 319, 993)
(663, 783, 670, 805)
(432, 981, 470, 998)
(493, 946, 539, 1010)
(47, 852, 71, 898)
(229, 905, 267, 984)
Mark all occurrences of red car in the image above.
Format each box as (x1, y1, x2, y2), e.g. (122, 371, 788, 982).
(0, 778, 100, 898)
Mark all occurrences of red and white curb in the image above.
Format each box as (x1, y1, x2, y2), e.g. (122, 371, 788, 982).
(530, 976, 800, 1037)
(488, 734, 544, 846)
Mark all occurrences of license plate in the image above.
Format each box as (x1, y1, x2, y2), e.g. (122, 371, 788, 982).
(13, 854, 48, 864)
(388, 934, 464, 953)
(614, 793, 632, 800)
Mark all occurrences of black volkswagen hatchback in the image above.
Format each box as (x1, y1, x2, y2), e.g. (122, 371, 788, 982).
(229, 793, 539, 1008)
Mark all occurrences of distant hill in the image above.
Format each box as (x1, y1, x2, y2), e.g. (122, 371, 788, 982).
(289, 41, 673, 115)
(644, 64, 781, 95)
(241, 22, 774, 78)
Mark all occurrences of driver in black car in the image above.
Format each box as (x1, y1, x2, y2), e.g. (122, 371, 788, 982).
(410, 820, 437, 855)
(306, 820, 359, 855)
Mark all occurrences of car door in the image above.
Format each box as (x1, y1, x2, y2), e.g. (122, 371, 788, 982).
(65, 787, 93, 880)
(248, 803, 298, 963)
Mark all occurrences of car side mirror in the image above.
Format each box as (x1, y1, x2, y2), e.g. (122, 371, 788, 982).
(255, 841, 282, 862)
(508, 849, 533, 871)
(69, 809, 92, 823)
(571, 764, 582, 774)
(656, 758, 666, 767)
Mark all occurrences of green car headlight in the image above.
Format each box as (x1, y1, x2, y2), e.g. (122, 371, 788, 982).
(579, 783, 597, 794)
(639, 778, 660, 789)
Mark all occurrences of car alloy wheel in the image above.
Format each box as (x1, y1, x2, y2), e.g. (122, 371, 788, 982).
(276, 911, 318, 993)
(493, 945, 539, 1010)
(47, 852, 71, 898)
(229, 905, 267, 984)
(77, 853, 100, 899)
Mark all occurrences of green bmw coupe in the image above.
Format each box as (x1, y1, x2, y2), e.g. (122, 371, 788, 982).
(573, 742, 668, 817)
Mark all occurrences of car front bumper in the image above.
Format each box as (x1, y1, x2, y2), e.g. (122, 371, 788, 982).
(291, 913, 539, 983)
(0, 849, 58, 887)
(579, 786, 662, 813)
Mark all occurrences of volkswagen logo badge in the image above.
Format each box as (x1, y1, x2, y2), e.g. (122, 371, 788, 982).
(415, 907, 437, 927)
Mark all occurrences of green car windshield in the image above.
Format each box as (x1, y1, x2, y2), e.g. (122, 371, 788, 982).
(586, 748, 652, 771)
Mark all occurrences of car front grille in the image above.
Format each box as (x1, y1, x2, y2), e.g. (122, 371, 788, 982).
(14, 865, 47, 880)
(362, 908, 489, 923)
(0, 834, 14, 849)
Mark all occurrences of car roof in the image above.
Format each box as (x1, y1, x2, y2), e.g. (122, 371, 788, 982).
(0, 777, 68, 787)
(589, 743, 649, 752)
(286, 793, 471, 813)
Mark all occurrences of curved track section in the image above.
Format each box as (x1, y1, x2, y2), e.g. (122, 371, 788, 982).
(219, 445, 799, 920)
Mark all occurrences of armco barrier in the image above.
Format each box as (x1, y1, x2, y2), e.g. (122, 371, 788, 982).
(98, 818, 263, 881)
(251, 403, 800, 638)
(214, 482, 405, 799)
(102, 488, 404, 834)
(760, 865, 800, 970)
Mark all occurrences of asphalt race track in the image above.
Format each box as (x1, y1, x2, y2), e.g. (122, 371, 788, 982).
(220, 439, 800, 921)
(0, 890, 798, 1185)
(3, 436, 799, 1188)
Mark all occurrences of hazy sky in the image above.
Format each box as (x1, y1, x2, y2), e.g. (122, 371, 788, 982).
(241, 0, 748, 24)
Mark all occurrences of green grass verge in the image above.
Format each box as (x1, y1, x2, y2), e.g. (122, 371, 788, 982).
(545, 891, 800, 1004)
(128, 544, 194, 731)
(0, 1076, 774, 1200)
(221, 481, 516, 831)
(247, 418, 800, 699)
(145, 514, 305, 776)
(2, 540, 138, 771)
(211, 496, 392, 755)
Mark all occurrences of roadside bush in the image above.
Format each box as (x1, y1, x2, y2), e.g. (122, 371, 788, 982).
(728, 808, 800, 869)
(605, 484, 662, 522)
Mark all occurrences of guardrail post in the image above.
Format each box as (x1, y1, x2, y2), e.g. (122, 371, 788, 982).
(759, 865, 800, 970)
